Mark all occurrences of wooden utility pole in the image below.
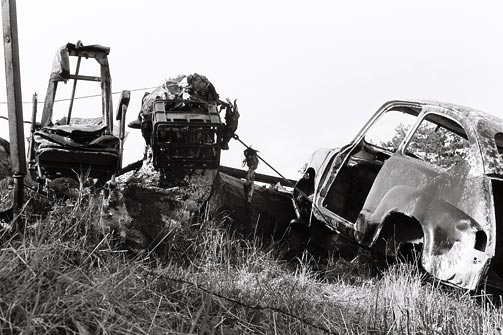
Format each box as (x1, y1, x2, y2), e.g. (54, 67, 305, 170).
(1, 0, 26, 230)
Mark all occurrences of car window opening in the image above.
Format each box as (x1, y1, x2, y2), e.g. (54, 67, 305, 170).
(323, 108, 419, 223)
(405, 114, 470, 170)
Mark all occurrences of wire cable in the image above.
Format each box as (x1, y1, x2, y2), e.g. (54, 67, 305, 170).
(230, 133, 372, 251)
(0, 115, 31, 124)
(0, 86, 158, 105)
(159, 274, 339, 334)
(0, 85, 158, 121)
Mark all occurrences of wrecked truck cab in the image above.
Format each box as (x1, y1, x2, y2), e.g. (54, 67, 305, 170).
(293, 99, 503, 290)
(28, 42, 130, 184)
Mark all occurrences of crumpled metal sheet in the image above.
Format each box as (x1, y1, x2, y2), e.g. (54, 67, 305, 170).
(34, 128, 119, 153)
(141, 73, 219, 115)
(50, 44, 70, 79)
(49, 42, 110, 81)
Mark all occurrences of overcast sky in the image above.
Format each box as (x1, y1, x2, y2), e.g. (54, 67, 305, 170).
(1, 0, 502, 178)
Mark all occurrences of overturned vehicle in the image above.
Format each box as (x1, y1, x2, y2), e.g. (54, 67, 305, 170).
(293, 100, 503, 290)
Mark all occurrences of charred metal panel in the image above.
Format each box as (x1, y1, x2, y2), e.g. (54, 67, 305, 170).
(359, 183, 488, 289)
(34, 147, 118, 180)
(305, 147, 340, 188)
(359, 151, 493, 290)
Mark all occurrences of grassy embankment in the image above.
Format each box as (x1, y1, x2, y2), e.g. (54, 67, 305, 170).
(0, 192, 502, 334)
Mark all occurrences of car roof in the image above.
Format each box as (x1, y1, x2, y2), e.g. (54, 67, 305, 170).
(392, 99, 503, 175)
(416, 99, 503, 131)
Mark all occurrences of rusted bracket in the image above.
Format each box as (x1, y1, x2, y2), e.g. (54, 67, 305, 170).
(115, 90, 131, 171)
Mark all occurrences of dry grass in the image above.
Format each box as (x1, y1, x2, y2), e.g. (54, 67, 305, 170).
(0, 192, 502, 334)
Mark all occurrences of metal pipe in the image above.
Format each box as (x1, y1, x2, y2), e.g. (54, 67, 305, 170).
(66, 56, 81, 124)
(28, 92, 37, 170)
(116, 90, 130, 171)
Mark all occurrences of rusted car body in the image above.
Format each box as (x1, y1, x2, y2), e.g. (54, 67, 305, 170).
(293, 100, 503, 290)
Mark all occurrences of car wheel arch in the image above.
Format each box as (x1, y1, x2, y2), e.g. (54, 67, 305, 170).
(373, 211, 424, 257)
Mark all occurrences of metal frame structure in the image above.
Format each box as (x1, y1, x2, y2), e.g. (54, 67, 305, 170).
(151, 99, 223, 170)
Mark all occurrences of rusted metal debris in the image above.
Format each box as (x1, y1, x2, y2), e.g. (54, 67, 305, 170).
(222, 98, 239, 150)
(293, 99, 503, 291)
(243, 147, 259, 203)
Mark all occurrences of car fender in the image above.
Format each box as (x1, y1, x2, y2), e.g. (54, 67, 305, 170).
(358, 185, 483, 244)
(303, 148, 339, 184)
(356, 184, 490, 290)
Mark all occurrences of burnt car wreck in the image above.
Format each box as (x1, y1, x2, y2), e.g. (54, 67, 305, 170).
(293, 100, 503, 290)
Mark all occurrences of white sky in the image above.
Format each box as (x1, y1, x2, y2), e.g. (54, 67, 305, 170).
(1, 0, 503, 178)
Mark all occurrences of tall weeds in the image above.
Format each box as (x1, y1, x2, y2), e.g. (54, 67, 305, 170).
(0, 193, 502, 334)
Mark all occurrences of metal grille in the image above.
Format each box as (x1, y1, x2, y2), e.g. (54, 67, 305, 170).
(151, 100, 222, 169)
